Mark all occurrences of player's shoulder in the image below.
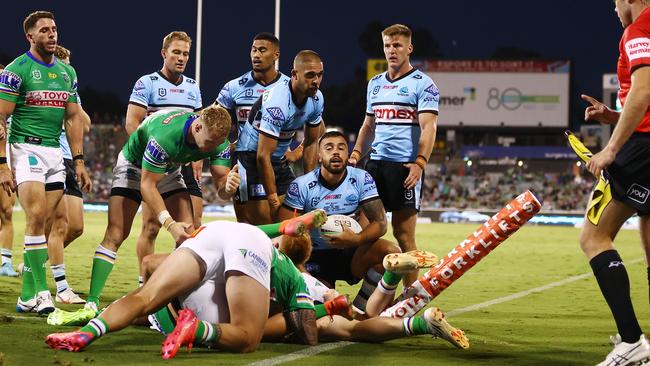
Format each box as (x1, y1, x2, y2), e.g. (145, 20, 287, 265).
(263, 81, 290, 105)
(411, 69, 433, 84)
(4, 53, 31, 73)
(183, 74, 197, 85)
(55, 59, 76, 74)
(368, 71, 386, 86)
(348, 166, 374, 184)
(626, 11, 650, 39)
(310, 89, 324, 106)
(231, 71, 254, 89)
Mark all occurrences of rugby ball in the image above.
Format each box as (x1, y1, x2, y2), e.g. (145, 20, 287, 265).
(320, 215, 363, 235)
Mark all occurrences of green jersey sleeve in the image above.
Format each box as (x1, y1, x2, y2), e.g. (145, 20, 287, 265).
(271, 249, 315, 312)
(209, 140, 231, 167)
(0, 62, 23, 104)
(141, 136, 171, 174)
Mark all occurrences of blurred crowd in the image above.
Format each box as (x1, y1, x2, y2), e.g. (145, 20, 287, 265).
(84, 123, 594, 212)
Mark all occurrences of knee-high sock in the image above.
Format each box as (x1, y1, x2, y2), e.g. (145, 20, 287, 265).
(353, 268, 382, 313)
(87, 245, 117, 306)
(590, 250, 643, 343)
(24, 235, 48, 292)
(20, 252, 36, 301)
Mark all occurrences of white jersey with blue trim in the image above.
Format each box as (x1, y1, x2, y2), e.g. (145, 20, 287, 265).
(236, 82, 323, 161)
(366, 68, 439, 162)
(128, 71, 202, 114)
(283, 166, 379, 250)
(216, 71, 290, 133)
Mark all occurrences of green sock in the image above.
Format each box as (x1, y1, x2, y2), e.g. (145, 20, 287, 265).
(257, 223, 282, 238)
(403, 316, 429, 336)
(87, 245, 117, 306)
(19, 252, 36, 301)
(194, 321, 220, 345)
(382, 270, 402, 287)
(315, 304, 328, 319)
(24, 235, 49, 292)
(80, 317, 110, 341)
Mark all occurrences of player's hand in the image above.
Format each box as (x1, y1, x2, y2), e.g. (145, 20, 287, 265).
(586, 145, 617, 177)
(168, 221, 192, 245)
(268, 193, 281, 220)
(323, 226, 359, 248)
(0, 166, 14, 195)
(224, 165, 240, 194)
(284, 145, 304, 163)
(403, 163, 423, 190)
(348, 157, 358, 167)
(74, 162, 92, 193)
(581, 94, 620, 125)
(0, 124, 6, 140)
(192, 160, 204, 182)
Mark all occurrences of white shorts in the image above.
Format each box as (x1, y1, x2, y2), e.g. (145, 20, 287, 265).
(10, 143, 65, 186)
(179, 221, 273, 291)
(178, 279, 229, 324)
(111, 151, 186, 196)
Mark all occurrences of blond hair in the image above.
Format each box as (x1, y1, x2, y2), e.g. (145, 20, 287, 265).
(200, 105, 231, 138)
(162, 31, 192, 50)
(382, 24, 412, 40)
(55, 45, 71, 61)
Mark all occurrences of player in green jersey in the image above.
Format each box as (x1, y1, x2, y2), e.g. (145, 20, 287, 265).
(0, 63, 17, 278)
(0, 11, 92, 315)
(79, 105, 239, 312)
(45, 220, 318, 356)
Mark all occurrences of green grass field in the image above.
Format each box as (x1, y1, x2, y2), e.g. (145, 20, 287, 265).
(0, 211, 648, 366)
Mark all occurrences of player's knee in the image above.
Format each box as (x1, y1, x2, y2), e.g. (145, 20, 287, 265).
(142, 221, 162, 239)
(0, 204, 13, 222)
(141, 254, 157, 278)
(67, 225, 83, 243)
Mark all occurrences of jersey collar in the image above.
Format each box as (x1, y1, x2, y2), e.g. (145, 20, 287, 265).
(385, 67, 417, 83)
(317, 166, 349, 191)
(289, 82, 308, 109)
(183, 114, 200, 148)
(26, 51, 56, 68)
(250, 70, 283, 87)
(157, 70, 184, 86)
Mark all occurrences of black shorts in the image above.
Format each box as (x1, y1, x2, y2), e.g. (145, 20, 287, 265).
(63, 159, 83, 198)
(607, 133, 650, 215)
(305, 247, 359, 286)
(233, 151, 295, 202)
(181, 164, 202, 198)
(365, 159, 423, 212)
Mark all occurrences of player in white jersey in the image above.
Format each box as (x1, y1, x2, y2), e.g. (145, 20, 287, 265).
(44, 45, 91, 304)
(123, 31, 205, 286)
(350, 24, 439, 286)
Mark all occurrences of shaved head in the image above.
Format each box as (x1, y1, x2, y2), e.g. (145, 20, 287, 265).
(293, 50, 321, 69)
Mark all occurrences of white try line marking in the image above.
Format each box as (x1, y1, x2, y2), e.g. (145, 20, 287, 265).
(247, 257, 646, 366)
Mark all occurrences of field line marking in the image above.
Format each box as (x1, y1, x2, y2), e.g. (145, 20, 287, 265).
(247, 257, 645, 366)
(447, 257, 644, 317)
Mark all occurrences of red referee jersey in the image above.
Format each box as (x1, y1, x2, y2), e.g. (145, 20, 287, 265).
(618, 6, 650, 132)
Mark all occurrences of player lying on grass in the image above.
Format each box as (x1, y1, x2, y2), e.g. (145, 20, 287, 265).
(264, 233, 469, 348)
(45, 212, 327, 356)
(80, 105, 241, 312)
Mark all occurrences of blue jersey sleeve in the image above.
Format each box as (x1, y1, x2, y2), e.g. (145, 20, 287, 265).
(216, 81, 234, 110)
(193, 83, 203, 111)
(129, 75, 152, 108)
(258, 89, 288, 139)
(307, 91, 324, 126)
(359, 170, 379, 203)
(365, 79, 375, 115)
(283, 180, 306, 211)
(418, 79, 439, 114)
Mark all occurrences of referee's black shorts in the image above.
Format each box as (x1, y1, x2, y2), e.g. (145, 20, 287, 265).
(608, 132, 650, 215)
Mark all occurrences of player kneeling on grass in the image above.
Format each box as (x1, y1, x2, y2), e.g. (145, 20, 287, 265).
(263, 233, 469, 348)
(279, 130, 401, 315)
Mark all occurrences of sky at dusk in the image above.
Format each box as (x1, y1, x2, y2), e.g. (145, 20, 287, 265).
(2, 1, 622, 108)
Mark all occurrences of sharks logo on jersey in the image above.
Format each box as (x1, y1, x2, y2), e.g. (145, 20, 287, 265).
(283, 167, 378, 250)
(129, 71, 202, 115)
(236, 81, 324, 161)
(366, 68, 439, 162)
(216, 71, 289, 132)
